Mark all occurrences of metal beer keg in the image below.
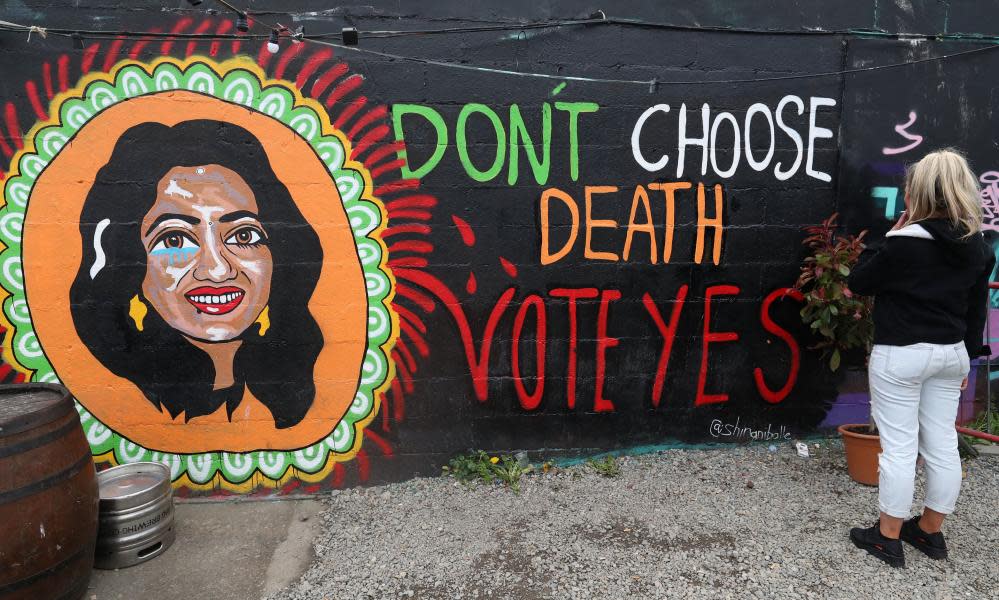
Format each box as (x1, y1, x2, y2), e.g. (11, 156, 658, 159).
(94, 462, 175, 569)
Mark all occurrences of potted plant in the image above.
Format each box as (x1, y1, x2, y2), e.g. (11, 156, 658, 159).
(794, 213, 879, 485)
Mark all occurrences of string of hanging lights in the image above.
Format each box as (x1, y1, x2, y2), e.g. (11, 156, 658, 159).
(0, 3, 997, 87)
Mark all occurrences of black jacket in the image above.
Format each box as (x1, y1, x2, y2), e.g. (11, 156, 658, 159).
(848, 218, 994, 358)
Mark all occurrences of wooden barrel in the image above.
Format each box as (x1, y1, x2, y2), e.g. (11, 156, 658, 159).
(0, 384, 98, 600)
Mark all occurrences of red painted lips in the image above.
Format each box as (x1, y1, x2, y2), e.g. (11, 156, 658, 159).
(185, 286, 245, 315)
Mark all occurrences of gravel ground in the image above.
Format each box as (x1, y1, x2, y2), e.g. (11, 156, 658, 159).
(270, 440, 999, 600)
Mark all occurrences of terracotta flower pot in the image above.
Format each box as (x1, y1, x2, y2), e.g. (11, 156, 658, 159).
(838, 424, 881, 486)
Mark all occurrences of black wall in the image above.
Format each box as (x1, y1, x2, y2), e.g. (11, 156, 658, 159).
(2, 0, 997, 492)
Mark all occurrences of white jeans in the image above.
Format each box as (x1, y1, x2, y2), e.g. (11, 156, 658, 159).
(868, 342, 968, 518)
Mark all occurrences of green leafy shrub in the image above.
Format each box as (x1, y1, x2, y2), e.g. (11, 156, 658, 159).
(794, 213, 873, 371)
(963, 411, 999, 446)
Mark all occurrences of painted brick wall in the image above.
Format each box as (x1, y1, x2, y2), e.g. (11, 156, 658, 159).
(0, 0, 996, 496)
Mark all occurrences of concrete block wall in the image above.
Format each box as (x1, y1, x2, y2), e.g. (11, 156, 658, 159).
(0, 0, 997, 496)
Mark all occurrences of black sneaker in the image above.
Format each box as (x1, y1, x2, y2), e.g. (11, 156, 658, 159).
(850, 521, 905, 568)
(900, 516, 948, 560)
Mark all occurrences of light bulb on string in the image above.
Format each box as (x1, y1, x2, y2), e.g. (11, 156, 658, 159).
(235, 13, 249, 33)
(342, 27, 358, 46)
(266, 28, 280, 54)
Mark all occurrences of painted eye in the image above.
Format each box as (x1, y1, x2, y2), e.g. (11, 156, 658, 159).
(225, 227, 264, 246)
(150, 231, 199, 254)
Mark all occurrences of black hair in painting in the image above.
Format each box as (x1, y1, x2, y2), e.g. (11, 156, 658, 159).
(70, 120, 324, 428)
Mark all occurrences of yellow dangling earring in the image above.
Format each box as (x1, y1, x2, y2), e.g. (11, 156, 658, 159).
(128, 295, 148, 332)
(255, 305, 270, 336)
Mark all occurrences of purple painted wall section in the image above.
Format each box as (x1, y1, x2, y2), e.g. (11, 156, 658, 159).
(986, 309, 999, 360)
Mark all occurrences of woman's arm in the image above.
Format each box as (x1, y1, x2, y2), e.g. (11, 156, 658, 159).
(964, 243, 996, 358)
(847, 240, 892, 296)
(847, 211, 907, 296)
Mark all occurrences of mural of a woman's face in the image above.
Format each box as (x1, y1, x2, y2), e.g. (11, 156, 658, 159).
(141, 164, 273, 342)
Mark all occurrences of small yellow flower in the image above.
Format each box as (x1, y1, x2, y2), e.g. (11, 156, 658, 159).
(490, 456, 499, 464)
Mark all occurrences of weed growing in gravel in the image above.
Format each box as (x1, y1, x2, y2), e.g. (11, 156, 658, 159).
(442, 450, 534, 492)
(492, 456, 534, 493)
(442, 450, 497, 484)
(587, 455, 621, 477)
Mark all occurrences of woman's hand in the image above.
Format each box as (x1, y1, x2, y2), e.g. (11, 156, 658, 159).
(960, 377, 968, 391)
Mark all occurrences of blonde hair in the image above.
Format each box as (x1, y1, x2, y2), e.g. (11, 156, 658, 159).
(904, 148, 982, 238)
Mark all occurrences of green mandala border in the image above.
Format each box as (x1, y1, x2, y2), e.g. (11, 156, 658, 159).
(0, 57, 396, 490)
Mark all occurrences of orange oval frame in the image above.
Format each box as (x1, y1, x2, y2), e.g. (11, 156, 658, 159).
(23, 91, 368, 453)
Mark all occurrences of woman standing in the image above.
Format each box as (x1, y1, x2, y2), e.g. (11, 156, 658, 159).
(847, 149, 993, 568)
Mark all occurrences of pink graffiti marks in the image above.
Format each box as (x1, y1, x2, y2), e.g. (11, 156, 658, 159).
(981, 171, 999, 232)
(881, 111, 923, 156)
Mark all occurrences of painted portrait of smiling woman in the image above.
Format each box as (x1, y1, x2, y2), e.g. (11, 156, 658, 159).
(70, 119, 324, 429)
